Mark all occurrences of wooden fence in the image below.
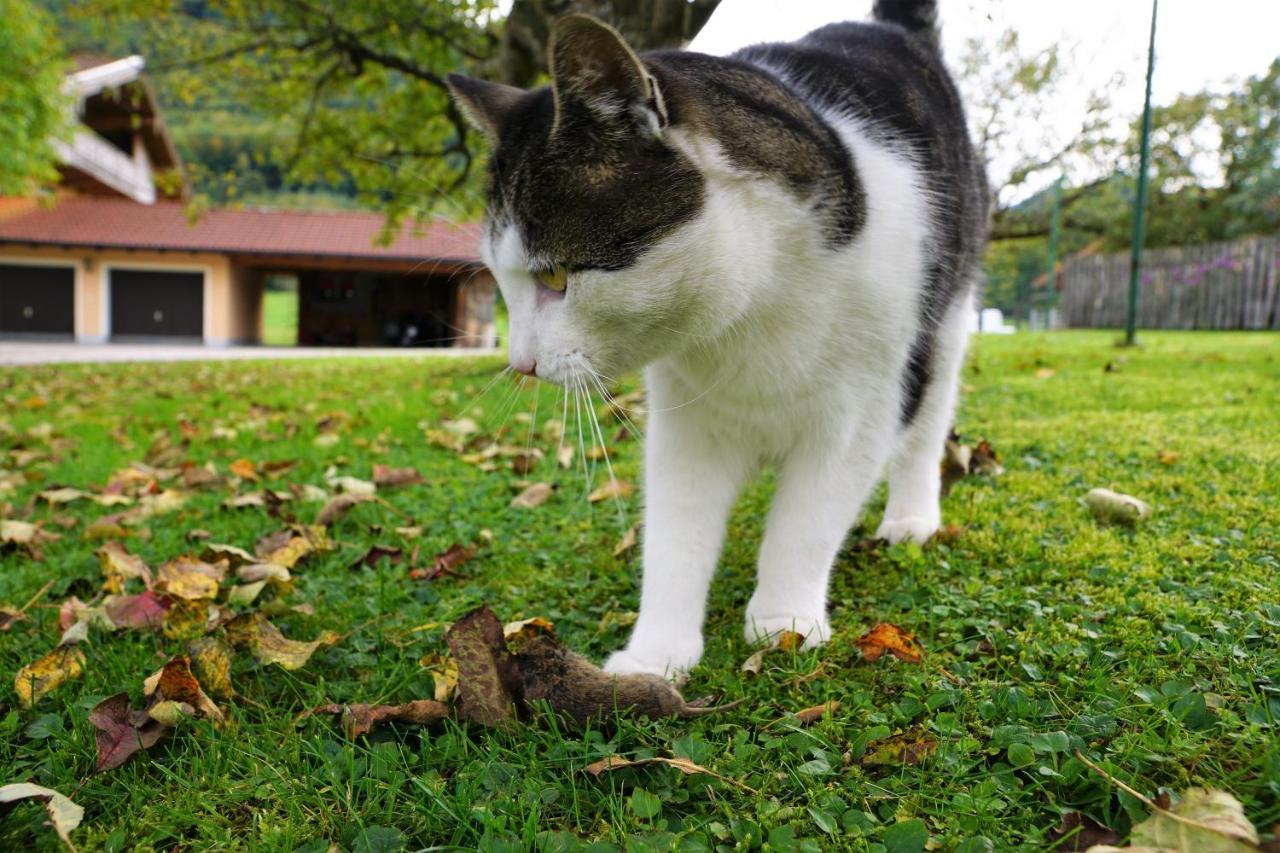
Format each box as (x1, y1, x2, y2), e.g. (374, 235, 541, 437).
(1059, 236, 1280, 329)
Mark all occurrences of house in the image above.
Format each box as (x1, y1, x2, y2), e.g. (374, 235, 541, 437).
(0, 56, 493, 348)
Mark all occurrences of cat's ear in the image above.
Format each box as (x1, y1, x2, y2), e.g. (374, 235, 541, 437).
(549, 14, 668, 135)
(446, 74, 525, 140)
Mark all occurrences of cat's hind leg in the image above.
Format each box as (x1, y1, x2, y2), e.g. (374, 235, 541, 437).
(876, 294, 973, 545)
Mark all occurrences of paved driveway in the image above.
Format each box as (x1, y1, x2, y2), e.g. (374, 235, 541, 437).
(0, 342, 500, 366)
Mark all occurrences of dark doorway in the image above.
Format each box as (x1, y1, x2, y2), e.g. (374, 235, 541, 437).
(0, 263, 74, 336)
(110, 269, 203, 339)
(296, 270, 455, 347)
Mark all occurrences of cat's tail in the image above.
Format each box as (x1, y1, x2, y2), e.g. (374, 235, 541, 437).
(872, 0, 940, 47)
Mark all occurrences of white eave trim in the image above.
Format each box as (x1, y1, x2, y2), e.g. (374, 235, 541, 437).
(66, 55, 146, 101)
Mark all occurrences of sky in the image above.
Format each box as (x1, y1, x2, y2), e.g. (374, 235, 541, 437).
(692, 0, 1280, 200)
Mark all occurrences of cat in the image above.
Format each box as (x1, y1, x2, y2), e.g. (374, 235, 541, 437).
(448, 0, 988, 677)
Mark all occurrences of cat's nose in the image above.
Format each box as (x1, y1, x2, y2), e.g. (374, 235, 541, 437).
(512, 359, 537, 377)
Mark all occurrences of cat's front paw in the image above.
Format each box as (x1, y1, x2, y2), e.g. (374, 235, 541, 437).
(875, 515, 939, 545)
(743, 612, 830, 650)
(603, 645, 699, 680)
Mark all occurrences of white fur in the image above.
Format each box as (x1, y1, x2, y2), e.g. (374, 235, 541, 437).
(482, 113, 971, 678)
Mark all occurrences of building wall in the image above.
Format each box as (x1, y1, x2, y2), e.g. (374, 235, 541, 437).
(0, 245, 262, 343)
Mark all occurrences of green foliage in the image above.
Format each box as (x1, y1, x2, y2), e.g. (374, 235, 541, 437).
(0, 0, 71, 194)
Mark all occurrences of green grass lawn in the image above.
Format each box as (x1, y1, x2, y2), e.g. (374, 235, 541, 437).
(263, 290, 298, 347)
(1, 331, 1277, 851)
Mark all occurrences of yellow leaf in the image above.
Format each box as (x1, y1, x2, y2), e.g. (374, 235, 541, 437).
(15, 645, 85, 708)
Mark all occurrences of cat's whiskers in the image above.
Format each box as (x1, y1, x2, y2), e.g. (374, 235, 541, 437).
(580, 368, 629, 527)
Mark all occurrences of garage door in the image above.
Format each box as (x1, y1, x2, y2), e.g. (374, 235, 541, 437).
(0, 263, 74, 336)
(111, 269, 203, 339)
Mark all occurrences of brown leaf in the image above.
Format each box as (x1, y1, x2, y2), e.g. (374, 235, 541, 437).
(503, 616, 556, 644)
(156, 558, 226, 601)
(0, 607, 26, 631)
(305, 699, 448, 738)
(256, 533, 313, 569)
(1156, 449, 1181, 466)
(410, 543, 475, 581)
(373, 464, 424, 488)
(969, 439, 1005, 476)
(351, 544, 403, 570)
(261, 459, 299, 479)
(316, 492, 374, 525)
(613, 523, 640, 556)
(1046, 812, 1122, 851)
(229, 458, 259, 481)
(588, 479, 633, 503)
(89, 693, 169, 773)
(14, 644, 85, 708)
(103, 590, 172, 629)
(224, 612, 339, 670)
(189, 636, 236, 699)
(445, 606, 521, 726)
(97, 541, 153, 593)
(583, 755, 753, 791)
(510, 482, 556, 509)
(181, 465, 222, 489)
(861, 732, 937, 767)
(856, 623, 924, 664)
(793, 700, 839, 725)
(142, 655, 225, 722)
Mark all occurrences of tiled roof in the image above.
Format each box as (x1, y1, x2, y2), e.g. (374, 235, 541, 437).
(0, 196, 483, 264)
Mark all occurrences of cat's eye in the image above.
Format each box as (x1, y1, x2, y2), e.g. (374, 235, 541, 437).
(535, 264, 568, 292)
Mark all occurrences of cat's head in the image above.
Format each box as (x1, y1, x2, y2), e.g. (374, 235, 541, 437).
(448, 15, 718, 386)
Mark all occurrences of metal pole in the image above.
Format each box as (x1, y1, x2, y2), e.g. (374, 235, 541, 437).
(1044, 175, 1063, 329)
(1125, 0, 1159, 345)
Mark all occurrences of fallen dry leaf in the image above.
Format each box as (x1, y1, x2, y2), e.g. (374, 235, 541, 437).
(316, 492, 375, 525)
(328, 475, 376, 496)
(741, 630, 807, 675)
(1, 519, 37, 546)
(351, 544, 403, 570)
(103, 590, 171, 629)
(861, 731, 938, 767)
(156, 558, 226, 601)
(614, 523, 640, 556)
(0, 607, 26, 631)
(89, 692, 168, 773)
(420, 653, 460, 702)
(504, 616, 556, 643)
(15, 643, 86, 708)
(373, 465, 424, 488)
(583, 755, 755, 792)
(0, 783, 83, 847)
(188, 636, 235, 699)
(856, 623, 924, 664)
(970, 439, 1005, 476)
(511, 482, 556, 509)
(304, 699, 448, 738)
(97, 541, 153, 593)
(1047, 812, 1122, 851)
(202, 543, 256, 566)
(793, 700, 839, 725)
(142, 655, 224, 722)
(1089, 787, 1261, 853)
(1085, 488, 1153, 525)
(410, 543, 475, 581)
(255, 532, 313, 569)
(446, 606, 521, 726)
(229, 458, 259, 481)
(238, 563, 291, 584)
(224, 613, 339, 670)
(588, 479, 633, 503)
(162, 597, 216, 640)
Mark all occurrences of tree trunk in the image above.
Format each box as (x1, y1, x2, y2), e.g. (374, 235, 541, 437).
(497, 0, 722, 87)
